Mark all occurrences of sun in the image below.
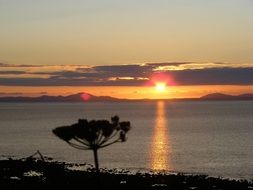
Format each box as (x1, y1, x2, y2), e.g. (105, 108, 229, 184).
(155, 82, 166, 92)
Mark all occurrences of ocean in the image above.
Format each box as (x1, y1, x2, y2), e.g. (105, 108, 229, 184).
(0, 101, 252, 179)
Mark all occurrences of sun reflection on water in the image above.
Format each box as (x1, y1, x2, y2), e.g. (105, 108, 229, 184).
(150, 101, 172, 171)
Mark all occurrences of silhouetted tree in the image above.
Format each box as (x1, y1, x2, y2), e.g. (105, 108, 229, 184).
(52, 116, 131, 174)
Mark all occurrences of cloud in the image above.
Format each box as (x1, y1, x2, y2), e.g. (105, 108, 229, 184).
(0, 92, 23, 95)
(0, 71, 26, 74)
(0, 63, 10, 67)
(0, 62, 253, 86)
(168, 68, 253, 85)
(0, 92, 48, 97)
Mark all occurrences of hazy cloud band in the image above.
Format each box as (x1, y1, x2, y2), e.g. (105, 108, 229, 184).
(0, 62, 252, 86)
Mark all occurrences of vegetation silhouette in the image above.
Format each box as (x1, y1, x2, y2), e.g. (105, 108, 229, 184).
(52, 116, 131, 174)
(1, 158, 251, 190)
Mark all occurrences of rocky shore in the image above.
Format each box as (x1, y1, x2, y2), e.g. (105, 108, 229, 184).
(0, 157, 252, 190)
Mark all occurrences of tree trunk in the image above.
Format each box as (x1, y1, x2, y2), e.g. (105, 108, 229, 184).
(93, 148, 99, 174)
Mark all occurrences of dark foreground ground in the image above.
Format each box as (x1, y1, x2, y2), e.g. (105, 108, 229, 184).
(0, 157, 252, 190)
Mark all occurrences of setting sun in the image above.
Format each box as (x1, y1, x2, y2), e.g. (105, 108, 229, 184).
(155, 83, 166, 92)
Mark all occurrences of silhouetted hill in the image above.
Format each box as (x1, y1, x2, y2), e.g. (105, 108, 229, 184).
(200, 93, 253, 100)
(0, 93, 123, 102)
(200, 93, 235, 99)
(237, 93, 253, 98)
(0, 92, 253, 102)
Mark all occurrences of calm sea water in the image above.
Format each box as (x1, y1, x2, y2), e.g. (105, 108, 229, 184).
(0, 101, 252, 179)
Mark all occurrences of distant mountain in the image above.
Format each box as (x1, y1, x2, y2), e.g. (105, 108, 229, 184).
(200, 93, 235, 99)
(0, 93, 124, 102)
(237, 93, 253, 98)
(0, 92, 253, 102)
(200, 93, 253, 100)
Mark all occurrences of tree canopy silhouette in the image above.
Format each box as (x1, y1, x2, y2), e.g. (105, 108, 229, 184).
(52, 116, 131, 173)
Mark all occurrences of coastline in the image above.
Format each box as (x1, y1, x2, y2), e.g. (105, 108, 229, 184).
(0, 157, 252, 190)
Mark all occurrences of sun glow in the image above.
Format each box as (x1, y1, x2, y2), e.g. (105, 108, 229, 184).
(155, 83, 166, 92)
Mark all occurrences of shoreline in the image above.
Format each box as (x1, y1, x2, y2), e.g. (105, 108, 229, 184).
(1, 155, 251, 181)
(0, 157, 252, 190)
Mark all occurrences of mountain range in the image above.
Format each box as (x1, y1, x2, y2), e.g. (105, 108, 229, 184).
(0, 93, 123, 102)
(0, 92, 253, 102)
(200, 93, 253, 100)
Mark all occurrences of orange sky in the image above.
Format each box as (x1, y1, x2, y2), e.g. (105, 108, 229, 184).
(1, 85, 253, 99)
(1, 1, 253, 65)
(1, 1, 253, 99)
(1, 62, 253, 99)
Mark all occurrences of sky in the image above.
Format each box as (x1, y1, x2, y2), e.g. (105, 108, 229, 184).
(0, 0, 253, 99)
